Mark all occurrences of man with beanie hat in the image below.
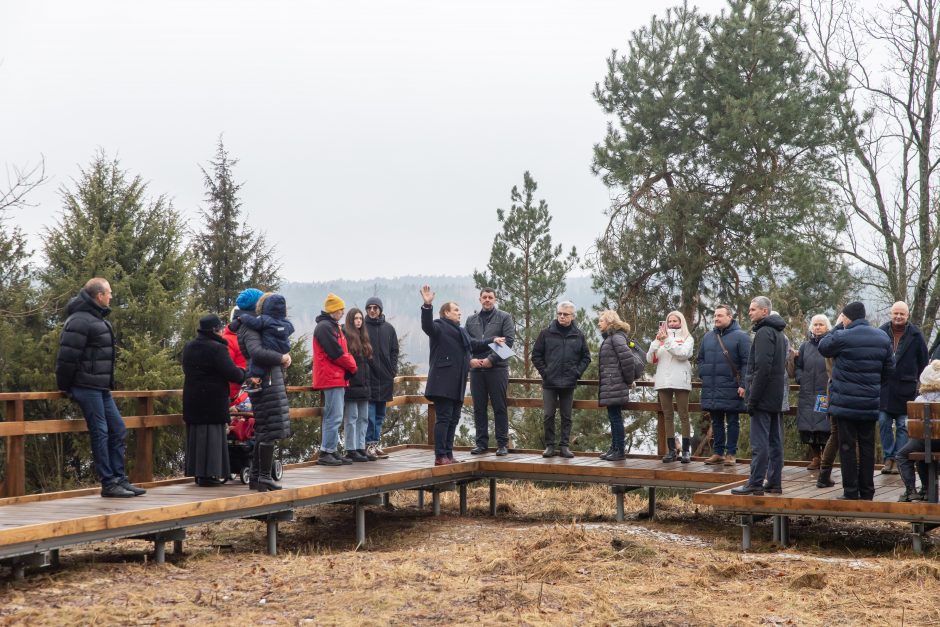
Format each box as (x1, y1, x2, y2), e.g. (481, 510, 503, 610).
(819, 302, 895, 500)
(313, 293, 358, 466)
(364, 296, 398, 458)
(877, 301, 928, 475)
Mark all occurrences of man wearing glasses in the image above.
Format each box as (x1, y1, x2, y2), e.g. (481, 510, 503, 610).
(532, 302, 592, 458)
(363, 297, 399, 459)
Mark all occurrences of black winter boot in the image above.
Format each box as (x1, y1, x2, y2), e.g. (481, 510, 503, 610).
(248, 443, 261, 490)
(680, 438, 691, 464)
(662, 438, 677, 463)
(607, 448, 626, 461)
(257, 442, 283, 492)
(816, 467, 835, 488)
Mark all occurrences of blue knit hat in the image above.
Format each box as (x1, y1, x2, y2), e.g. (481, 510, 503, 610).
(236, 288, 263, 311)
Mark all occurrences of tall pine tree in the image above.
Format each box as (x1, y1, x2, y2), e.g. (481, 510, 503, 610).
(473, 171, 578, 378)
(193, 137, 280, 315)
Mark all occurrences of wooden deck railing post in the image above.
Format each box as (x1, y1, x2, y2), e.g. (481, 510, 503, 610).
(4, 399, 26, 497)
(656, 410, 667, 456)
(427, 404, 436, 447)
(130, 396, 155, 484)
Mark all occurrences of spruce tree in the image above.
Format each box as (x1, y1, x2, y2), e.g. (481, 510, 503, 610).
(193, 137, 280, 315)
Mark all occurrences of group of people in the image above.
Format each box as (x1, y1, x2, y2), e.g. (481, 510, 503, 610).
(54, 276, 940, 503)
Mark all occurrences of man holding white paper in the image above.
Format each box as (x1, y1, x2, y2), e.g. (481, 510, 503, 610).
(465, 287, 516, 456)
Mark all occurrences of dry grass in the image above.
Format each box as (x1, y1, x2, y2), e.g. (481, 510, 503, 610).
(2, 483, 940, 625)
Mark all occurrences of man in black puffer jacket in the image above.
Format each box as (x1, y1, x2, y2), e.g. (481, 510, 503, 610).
(819, 301, 894, 500)
(732, 296, 787, 496)
(363, 297, 399, 459)
(55, 278, 145, 498)
(532, 301, 591, 458)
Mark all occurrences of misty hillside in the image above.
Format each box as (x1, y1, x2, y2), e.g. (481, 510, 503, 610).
(280, 275, 602, 371)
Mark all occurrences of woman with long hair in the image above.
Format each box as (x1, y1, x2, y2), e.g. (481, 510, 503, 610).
(597, 310, 641, 462)
(647, 310, 694, 463)
(342, 307, 375, 462)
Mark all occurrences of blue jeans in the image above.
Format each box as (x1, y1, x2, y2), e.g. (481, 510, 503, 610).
(320, 388, 345, 453)
(878, 411, 908, 462)
(710, 410, 740, 456)
(747, 410, 783, 489)
(607, 405, 624, 451)
(366, 401, 387, 444)
(344, 400, 369, 451)
(71, 387, 127, 487)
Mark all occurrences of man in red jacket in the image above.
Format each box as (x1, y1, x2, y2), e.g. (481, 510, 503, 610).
(313, 293, 357, 466)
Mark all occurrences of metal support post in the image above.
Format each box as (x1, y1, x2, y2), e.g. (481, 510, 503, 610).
(266, 520, 278, 556)
(356, 502, 366, 547)
(616, 491, 625, 522)
(779, 516, 790, 547)
(459, 483, 468, 516)
(154, 540, 166, 564)
(489, 478, 497, 516)
(173, 540, 184, 555)
(648, 487, 657, 519)
(417, 490, 424, 510)
(432, 490, 441, 516)
(740, 515, 753, 551)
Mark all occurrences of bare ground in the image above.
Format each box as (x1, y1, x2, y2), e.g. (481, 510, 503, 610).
(2, 483, 940, 626)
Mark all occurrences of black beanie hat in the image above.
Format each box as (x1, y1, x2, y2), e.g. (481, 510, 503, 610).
(365, 296, 383, 312)
(199, 313, 224, 332)
(842, 302, 866, 322)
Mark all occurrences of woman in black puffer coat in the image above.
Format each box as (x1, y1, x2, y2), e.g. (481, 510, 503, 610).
(597, 310, 640, 462)
(235, 292, 293, 492)
(342, 308, 374, 463)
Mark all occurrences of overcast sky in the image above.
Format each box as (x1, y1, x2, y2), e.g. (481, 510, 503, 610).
(1, 0, 731, 282)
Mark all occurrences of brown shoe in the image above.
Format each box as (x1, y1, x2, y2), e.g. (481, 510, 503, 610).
(704, 454, 724, 465)
(373, 446, 390, 459)
(807, 456, 821, 470)
(723, 455, 736, 466)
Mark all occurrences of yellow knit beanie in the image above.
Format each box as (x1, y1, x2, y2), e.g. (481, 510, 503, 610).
(323, 293, 345, 313)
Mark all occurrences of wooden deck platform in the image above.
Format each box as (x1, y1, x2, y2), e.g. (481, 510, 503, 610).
(2, 446, 938, 576)
(692, 467, 940, 552)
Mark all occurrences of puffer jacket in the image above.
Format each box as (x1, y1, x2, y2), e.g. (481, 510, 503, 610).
(795, 335, 830, 434)
(312, 312, 357, 390)
(697, 320, 750, 412)
(818, 318, 894, 421)
(238, 323, 291, 442)
(598, 330, 638, 407)
(647, 331, 694, 391)
(364, 314, 399, 402)
(55, 290, 116, 391)
(531, 320, 591, 389)
(878, 322, 929, 414)
(744, 313, 788, 413)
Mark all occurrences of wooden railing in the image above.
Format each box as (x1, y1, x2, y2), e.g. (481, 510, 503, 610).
(0, 377, 799, 498)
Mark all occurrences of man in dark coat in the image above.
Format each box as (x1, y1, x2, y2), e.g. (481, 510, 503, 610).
(364, 296, 399, 459)
(878, 301, 928, 474)
(818, 302, 895, 500)
(465, 288, 516, 456)
(55, 278, 145, 498)
(732, 297, 787, 496)
(697, 304, 751, 465)
(532, 301, 592, 458)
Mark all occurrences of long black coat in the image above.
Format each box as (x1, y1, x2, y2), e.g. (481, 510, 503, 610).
(795, 335, 830, 434)
(182, 331, 246, 425)
(422, 305, 489, 402)
(364, 314, 398, 402)
(878, 322, 929, 414)
(697, 320, 750, 412)
(818, 319, 894, 421)
(598, 330, 638, 407)
(55, 290, 116, 391)
(744, 314, 788, 413)
(238, 323, 291, 442)
(532, 320, 591, 389)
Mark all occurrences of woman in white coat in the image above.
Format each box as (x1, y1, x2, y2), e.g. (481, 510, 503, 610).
(647, 310, 695, 463)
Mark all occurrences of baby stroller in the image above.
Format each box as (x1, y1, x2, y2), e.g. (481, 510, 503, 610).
(228, 392, 284, 484)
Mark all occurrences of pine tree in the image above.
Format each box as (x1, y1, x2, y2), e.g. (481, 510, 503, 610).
(193, 137, 280, 316)
(473, 172, 578, 378)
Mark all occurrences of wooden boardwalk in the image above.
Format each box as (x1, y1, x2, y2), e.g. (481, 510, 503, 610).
(692, 467, 940, 551)
(1, 446, 938, 576)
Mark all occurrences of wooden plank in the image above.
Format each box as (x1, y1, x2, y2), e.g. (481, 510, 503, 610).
(130, 397, 155, 484)
(4, 400, 25, 498)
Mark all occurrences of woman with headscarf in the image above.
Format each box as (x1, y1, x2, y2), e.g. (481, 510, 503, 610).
(183, 314, 247, 486)
(647, 310, 694, 463)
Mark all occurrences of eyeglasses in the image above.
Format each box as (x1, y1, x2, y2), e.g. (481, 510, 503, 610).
(557, 312, 573, 318)
(366, 305, 380, 310)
